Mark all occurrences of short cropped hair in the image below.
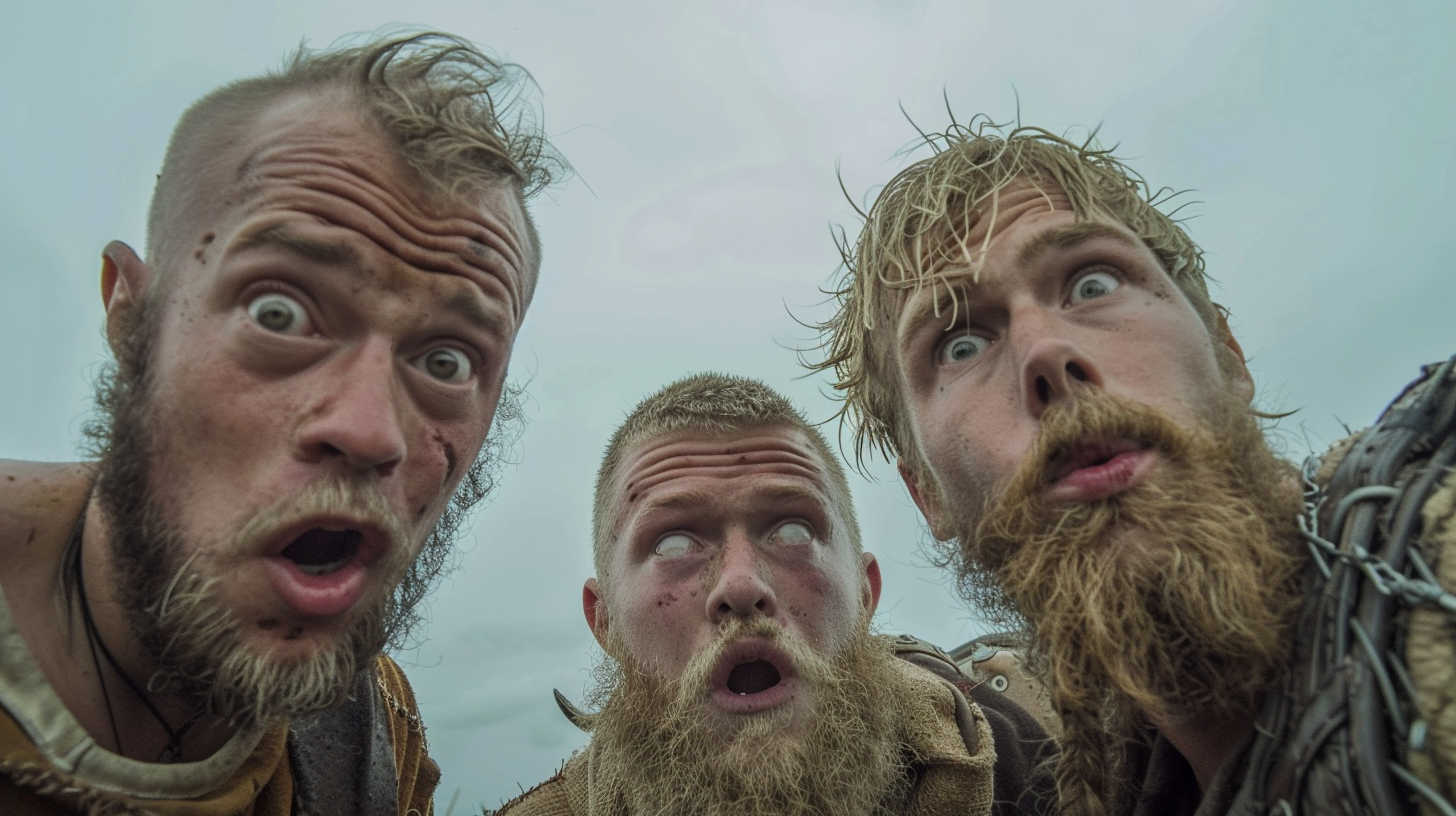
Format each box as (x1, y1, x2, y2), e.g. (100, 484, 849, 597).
(147, 31, 566, 298)
(592, 373, 862, 582)
(809, 118, 1225, 477)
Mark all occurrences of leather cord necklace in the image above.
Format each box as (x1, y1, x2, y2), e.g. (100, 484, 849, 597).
(71, 517, 197, 762)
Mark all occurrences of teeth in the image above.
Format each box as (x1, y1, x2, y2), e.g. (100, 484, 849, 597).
(297, 555, 352, 577)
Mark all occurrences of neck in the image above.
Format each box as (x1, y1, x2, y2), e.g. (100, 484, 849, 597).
(1152, 707, 1255, 792)
(73, 497, 236, 762)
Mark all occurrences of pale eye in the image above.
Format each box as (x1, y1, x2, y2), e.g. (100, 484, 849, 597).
(1069, 270, 1120, 305)
(417, 347, 473, 384)
(246, 293, 308, 334)
(938, 333, 990, 366)
(768, 521, 814, 548)
(654, 534, 695, 559)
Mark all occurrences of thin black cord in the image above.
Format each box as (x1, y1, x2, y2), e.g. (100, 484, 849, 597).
(70, 517, 124, 757)
(72, 517, 197, 762)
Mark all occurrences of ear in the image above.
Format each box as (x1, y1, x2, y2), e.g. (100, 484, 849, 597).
(1214, 310, 1255, 405)
(583, 578, 608, 648)
(861, 552, 882, 616)
(101, 241, 152, 351)
(898, 459, 950, 540)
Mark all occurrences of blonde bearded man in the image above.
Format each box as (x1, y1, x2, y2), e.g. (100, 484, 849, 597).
(0, 32, 563, 815)
(810, 117, 1456, 816)
(493, 374, 1058, 816)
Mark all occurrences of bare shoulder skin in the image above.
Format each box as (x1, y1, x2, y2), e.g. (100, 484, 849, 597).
(0, 460, 96, 706)
(0, 459, 93, 569)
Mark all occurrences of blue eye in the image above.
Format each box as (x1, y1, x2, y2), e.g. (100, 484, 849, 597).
(1070, 270, 1120, 304)
(938, 333, 990, 366)
(767, 521, 814, 547)
(654, 534, 695, 559)
(247, 293, 308, 334)
(415, 347, 473, 383)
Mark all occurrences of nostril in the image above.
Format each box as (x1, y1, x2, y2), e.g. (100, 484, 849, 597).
(1034, 377, 1051, 405)
(1066, 362, 1088, 382)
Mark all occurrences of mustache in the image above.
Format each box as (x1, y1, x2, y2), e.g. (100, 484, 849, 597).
(1009, 388, 1195, 497)
(229, 477, 411, 558)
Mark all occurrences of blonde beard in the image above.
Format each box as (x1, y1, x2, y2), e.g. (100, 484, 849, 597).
(586, 616, 911, 816)
(129, 479, 416, 730)
(957, 388, 1305, 816)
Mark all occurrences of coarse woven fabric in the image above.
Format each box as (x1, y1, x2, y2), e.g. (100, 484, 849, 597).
(492, 652, 1001, 816)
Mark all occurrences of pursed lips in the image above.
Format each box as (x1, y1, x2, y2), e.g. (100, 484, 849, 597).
(1043, 439, 1155, 503)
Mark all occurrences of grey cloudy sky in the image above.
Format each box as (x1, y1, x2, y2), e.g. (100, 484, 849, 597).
(2, 0, 1452, 811)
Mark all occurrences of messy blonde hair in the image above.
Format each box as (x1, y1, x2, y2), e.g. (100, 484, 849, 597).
(147, 30, 567, 298)
(592, 373, 862, 583)
(810, 117, 1225, 475)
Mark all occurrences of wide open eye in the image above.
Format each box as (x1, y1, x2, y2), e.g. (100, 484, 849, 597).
(1069, 270, 1120, 305)
(416, 347, 473, 384)
(654, 534, 696, 559)
(937, 332, 991, 366)
(246, 293, 309, 334)
(767, 521, 814, 548)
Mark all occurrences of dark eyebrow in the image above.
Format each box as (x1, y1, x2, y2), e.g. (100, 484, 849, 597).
(1014, 221, 1142, 269)
(231, 225, 361, 267)
(439, 289, 505, 337)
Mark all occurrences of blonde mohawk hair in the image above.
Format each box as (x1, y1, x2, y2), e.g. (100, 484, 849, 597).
(809, 116, 1222, 473)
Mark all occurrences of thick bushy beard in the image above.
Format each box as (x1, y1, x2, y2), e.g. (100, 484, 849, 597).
(586, 616, 910, 816)
(82, 295, 518, 729)
(944, 388, 1304, 815)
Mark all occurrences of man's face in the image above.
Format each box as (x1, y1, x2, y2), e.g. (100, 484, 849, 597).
(892, 180, 1250, 538)
(586, 424, 878, 738)
(889, 179, 1303, 725)
(100, 92, 529, 717)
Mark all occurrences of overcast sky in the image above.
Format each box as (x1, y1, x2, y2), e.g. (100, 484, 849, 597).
(2, 1, 1452, 811)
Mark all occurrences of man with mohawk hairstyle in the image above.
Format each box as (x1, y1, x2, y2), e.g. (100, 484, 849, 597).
(493, 373, 1057, 816)
(0, 30, 563, 815)
(809, 116, 1456, 815)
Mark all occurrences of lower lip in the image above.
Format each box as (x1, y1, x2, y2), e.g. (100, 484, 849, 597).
(264, 557, 369, 618)
(712, 677, 796, 714)
(1046, 449, 1155, 502)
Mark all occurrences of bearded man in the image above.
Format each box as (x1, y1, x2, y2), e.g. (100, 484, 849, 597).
(0, 31, 563, 815)
(811, 119, 1456, 815)
(493, 374, 1058, 816)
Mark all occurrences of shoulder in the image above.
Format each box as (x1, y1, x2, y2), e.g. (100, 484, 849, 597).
(491, 768, 576, 816)
(0, 461, 91, 555)
(893, 633, 1060, 816)
(373, 655, 440, 815)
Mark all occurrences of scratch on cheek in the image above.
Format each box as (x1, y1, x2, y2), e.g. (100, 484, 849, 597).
(435, 430, 458, 483)
(284, 626, 304, 641)
(256, 619, 279, 631)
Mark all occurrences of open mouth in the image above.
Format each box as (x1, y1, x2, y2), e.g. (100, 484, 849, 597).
(1047, 439, 1146, 484)
(279, 527, 361, 577)
(726, 659, 783, 695)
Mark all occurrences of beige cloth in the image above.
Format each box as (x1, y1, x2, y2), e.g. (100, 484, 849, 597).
(0, 591, 436, 816)
(1406, 469, 1456, 814)
(494, 656, 998, 816)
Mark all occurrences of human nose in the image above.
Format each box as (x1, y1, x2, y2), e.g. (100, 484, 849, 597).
(705, 532, 777, 623)
(293, 338, 408, 476)
(1013, 310, 1102, 419)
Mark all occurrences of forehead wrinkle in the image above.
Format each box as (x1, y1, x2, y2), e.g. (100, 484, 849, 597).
(1013, 220, 1142, 270)
(230, 225, 361, 267)
(249, 144, 527, 324)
